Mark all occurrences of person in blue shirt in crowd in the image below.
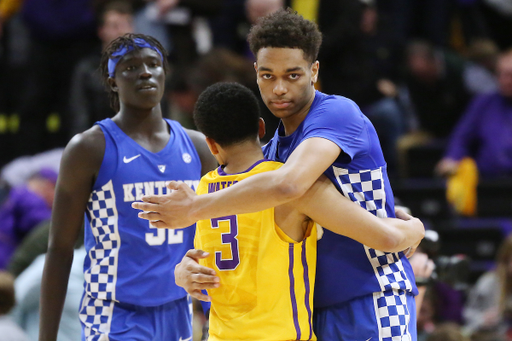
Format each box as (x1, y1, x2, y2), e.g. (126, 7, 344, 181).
(135, 9, 419, 341)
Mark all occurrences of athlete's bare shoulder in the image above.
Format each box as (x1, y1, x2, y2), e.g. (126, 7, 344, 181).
(62, 125, 105, 178)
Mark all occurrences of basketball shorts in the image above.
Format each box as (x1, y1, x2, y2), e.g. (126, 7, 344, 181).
(79, 294, 193, 341)
(313, 290, 417, 341)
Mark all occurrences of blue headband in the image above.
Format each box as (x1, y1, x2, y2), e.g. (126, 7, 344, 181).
(107, 38, 164, 78)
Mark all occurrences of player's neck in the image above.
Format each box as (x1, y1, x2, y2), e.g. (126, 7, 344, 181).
(115, 104, 164, 136)
(280, 88, 316, 136)
(220, 141, 265, 174)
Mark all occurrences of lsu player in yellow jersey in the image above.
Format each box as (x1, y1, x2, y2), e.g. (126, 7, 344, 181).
(135, 82, 425, 340)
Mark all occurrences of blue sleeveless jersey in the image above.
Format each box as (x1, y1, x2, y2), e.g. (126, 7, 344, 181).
(263, 91, 418, 308)
(83, 118, 201, 306)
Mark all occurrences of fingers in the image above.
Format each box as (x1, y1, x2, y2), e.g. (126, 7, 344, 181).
(167, 180, 182, 191)
(141, 195, 167, 204)
(137, 211, 161, 221)
(186, 249, 213, 263)
(132, 201, 160, 211)
(190, 290, 212, 302)
(395, 208, 412, 221)
(148, 220, 172, 229)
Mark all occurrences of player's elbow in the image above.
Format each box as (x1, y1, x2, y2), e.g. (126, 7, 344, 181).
(273, 177, 308, 201)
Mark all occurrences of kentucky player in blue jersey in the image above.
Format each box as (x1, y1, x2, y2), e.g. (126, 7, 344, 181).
(135, 9, 419, 341)
(39, 33, 217, 341)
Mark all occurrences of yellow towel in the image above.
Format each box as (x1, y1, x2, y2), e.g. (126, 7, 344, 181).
(446, 157, 479, 216)
(291, 0, 320, 23)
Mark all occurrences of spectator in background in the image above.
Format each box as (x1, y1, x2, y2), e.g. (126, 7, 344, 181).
(425, 322, 468, 341)
(13, 0, 99, 155)
(463, 38, 499, 96)
(11, 248, 85, 341)
(436, 49, 512, 178)
(0, 168, 57, 269)
(0, 271, 29, 341)
(462, 234, 512, 338)
(210, 0, 283, 59)
(403, 40, 471, 140)
(166, 47, 280, 140)
(69, 1, 134, 137)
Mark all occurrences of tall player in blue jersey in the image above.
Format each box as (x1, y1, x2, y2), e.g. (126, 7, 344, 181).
(39, 33, 217, 341)
(135, 9, 418, 341)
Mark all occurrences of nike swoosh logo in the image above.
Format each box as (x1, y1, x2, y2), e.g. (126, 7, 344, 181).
(123, 154, 141, 163)
(179, 337, 192, 341)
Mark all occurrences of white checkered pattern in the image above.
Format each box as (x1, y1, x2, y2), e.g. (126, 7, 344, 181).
(374, 290, 412, 341)
(366, 248, 413, 292)
(333, 166, 413, 293)
(79, 294, 115, 341)
(85, 180, 120, 301)
(333, 167, 387, 218)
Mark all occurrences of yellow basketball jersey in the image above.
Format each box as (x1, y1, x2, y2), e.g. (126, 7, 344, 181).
(195, 160, 317, 341)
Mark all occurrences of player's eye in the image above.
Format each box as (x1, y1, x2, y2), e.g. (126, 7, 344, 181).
(125, 65, 136, 71)
(261, 74, 273, 80)
(289, 73, 300, 80)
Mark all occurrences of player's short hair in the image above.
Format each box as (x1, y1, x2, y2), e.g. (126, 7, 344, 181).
(247, 8, 322, 64)
(100, 33, 169, 112)
(194, 82, 260, 147)
(0, 271, 15, 315)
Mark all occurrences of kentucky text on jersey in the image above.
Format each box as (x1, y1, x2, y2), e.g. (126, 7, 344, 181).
(122, 180, 200, 202)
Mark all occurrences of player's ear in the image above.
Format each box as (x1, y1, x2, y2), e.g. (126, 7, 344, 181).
(253, 62, 257, 73)
(311, 61, 319, 84)
(108, 77, 119, 92)
(205, 137, 219, 155)
(258, 117, 266, 139)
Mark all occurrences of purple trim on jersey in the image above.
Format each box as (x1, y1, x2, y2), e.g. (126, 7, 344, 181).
(289, 243, 301, 340)
(216, 159, 272, 176)
(301, 241, 313, 340)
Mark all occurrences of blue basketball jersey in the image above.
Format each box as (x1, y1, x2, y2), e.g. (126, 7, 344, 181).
(83, 118, 201, 307)
(263, 91, 418, 308)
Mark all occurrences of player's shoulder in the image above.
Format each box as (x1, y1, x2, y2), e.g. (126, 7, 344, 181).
(310, 91, 364, 121)
(64, 125, 105, 163)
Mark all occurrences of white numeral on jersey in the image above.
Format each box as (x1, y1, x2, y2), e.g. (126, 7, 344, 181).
(145, 222, 184, 245)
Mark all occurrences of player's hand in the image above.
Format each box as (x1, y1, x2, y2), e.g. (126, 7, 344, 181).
(175, 249, 220, 302)
(132, 181, 198, 228)
(395, 208, 424, 258)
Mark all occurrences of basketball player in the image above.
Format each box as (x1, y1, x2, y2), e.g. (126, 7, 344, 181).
(135, 9, 420, 341)
(38, 33, 217, 341)
(188, 82, 423, 340)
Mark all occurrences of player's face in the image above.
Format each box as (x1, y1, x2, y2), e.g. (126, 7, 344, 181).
(110, 48, 165, 110)
(255, 48, 318, 120)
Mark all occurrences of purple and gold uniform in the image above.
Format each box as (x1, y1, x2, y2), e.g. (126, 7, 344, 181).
(195, 160, 317, 341)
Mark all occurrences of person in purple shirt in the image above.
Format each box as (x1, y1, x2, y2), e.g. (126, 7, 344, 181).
(0, 168, 57, 269)
(436, 50, 512, 178)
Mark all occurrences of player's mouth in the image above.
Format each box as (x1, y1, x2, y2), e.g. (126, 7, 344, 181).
(137, 83, 158, 91)
(270, 100, 291, 109)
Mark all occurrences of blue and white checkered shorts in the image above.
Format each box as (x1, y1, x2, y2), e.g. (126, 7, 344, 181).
(314, 290, 417, 341)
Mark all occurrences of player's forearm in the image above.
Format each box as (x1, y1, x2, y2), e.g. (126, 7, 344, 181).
(39, 247, 74, 341)
(191, 170, 306, 221)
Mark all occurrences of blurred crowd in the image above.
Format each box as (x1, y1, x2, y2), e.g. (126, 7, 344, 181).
(0, 0, 512, 340)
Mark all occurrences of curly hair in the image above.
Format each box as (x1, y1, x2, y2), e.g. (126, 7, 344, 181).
(194, 82, 260, 147)
(99, 33, 169, 112)
(247, 8, 322, 64)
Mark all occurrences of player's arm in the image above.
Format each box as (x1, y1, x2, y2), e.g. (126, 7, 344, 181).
(293, 175, 425, 252)
(134, 137, 340, 228)
(185, 128, 218, 176)
(39, 127, 105, 341)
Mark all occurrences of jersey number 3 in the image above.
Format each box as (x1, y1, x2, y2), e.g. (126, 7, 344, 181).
(211, 215, 240, 270)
